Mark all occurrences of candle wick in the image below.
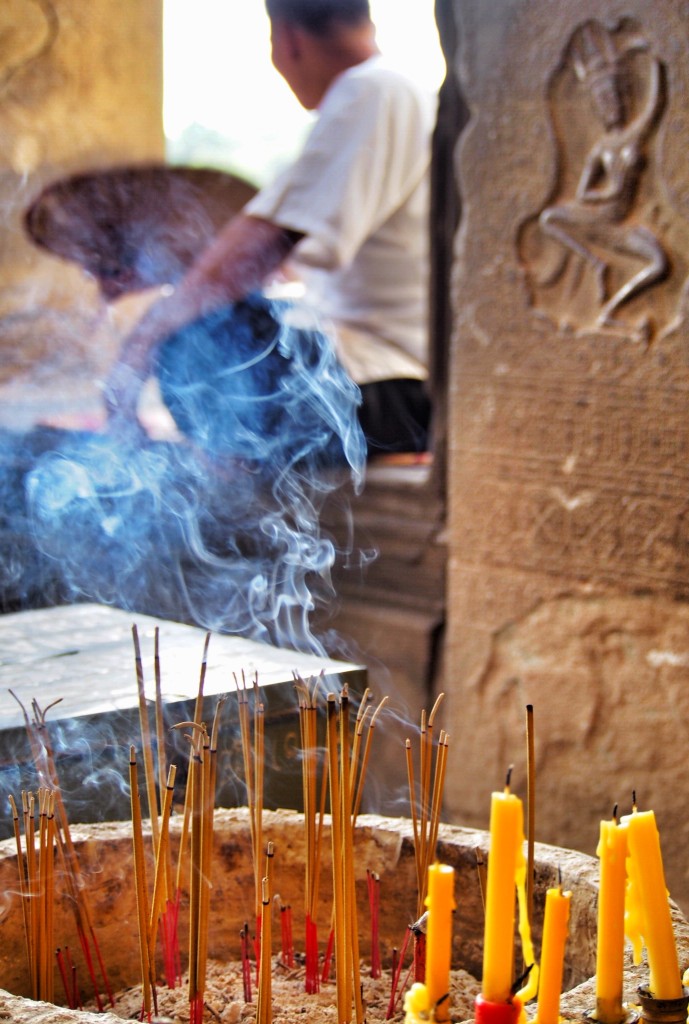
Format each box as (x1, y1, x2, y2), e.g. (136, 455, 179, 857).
(612, 803, 618, 823)
(632, 789, 638, 812)
(510, 962, 533, 996)
(504, 764, 514, 792)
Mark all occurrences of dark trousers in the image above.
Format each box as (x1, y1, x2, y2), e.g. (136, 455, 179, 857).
(358, 378, 431, 457)
(156, 296, 431, 467)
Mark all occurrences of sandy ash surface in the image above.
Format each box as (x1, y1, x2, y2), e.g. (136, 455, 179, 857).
(91, 957, 481, 1023)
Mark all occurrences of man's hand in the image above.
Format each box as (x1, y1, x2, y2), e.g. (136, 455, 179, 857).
(100, 213, 301, 442)
(101, 292, 176, 440)
(102, 360, 149, 442)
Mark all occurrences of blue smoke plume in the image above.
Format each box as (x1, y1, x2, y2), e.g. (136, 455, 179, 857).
(3, 295, 365, 654)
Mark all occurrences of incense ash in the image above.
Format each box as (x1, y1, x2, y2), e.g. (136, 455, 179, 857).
(87, 960, 482, 1023)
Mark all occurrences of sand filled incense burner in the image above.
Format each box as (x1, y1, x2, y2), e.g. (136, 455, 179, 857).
(0, 615, 688, 1024)
(0, 808, 688, 1024)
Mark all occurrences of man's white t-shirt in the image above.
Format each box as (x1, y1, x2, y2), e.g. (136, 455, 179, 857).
(245, 55, 437, 385)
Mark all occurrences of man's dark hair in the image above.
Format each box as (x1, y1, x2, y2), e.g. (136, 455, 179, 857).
(265, 0, 371, 36)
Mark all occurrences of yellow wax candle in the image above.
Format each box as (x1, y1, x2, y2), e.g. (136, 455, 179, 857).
(425, 863, 456, 1022)
(535, 886, 571, 1024)
(595, 817, 627, 1024)
(482, 786, 525, 1003)
(622, 808, 682, 999)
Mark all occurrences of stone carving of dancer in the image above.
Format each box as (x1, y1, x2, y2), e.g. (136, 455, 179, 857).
(539, 23, 666, 331)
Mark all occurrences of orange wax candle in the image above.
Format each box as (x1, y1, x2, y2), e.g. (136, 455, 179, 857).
(622, 809, 682, 999)
(425, 863, 456, 1022)
(535, 886, 571, 1024)
(482, 786, 525, 1003)
(595, 817, 627, 1024)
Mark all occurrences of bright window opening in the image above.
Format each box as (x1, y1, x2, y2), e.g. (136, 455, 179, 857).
(163, 0, 445, 187)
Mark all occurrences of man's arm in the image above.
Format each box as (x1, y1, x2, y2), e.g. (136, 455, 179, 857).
(104, 213, 302, 429)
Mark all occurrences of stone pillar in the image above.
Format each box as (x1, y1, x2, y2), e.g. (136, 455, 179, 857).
(444, 0, 689, 910)
(0, 0, 163, 384)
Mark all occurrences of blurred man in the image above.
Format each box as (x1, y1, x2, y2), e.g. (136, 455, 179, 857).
(105, 0, 437, 458)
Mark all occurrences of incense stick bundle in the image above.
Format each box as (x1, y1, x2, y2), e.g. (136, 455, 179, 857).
(11, 789, 57, 1003)
(235, 672, 265, 927)
(294, 673, 327, 993)
(405, 693, 449, 917)
(9, 692, 113, 1008)
(351, 693, 388, 825)
(326, 689, 365, 1024)
(177, 705, 221, 1024)
(340, 689, 362, 1022)
(186, 730, 204, 1024)
(148, 764, 177, 965)
(150, 628, 179, 988)
(195, 698, 224, 1019)
(39, 790, 56, 1004)
(173, 631, 211, 986)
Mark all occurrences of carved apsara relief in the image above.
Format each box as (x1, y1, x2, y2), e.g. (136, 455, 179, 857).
(520, 19, 687, 341)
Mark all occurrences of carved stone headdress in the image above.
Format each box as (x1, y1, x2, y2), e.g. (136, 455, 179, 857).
(570, 20, 648, 130)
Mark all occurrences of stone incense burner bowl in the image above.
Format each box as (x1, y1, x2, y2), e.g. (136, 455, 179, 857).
(0, 809, 687, 1022)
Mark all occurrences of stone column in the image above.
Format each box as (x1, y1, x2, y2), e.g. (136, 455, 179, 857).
(444, 0, 689, 910)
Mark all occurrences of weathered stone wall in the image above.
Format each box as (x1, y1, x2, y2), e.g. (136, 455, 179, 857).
(0, 0, 163, 384)
(444, 0, 689, 911)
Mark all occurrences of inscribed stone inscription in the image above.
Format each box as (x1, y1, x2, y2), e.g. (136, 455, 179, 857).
(454, 372, 689, 599)
(519, 18, 689, 341)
